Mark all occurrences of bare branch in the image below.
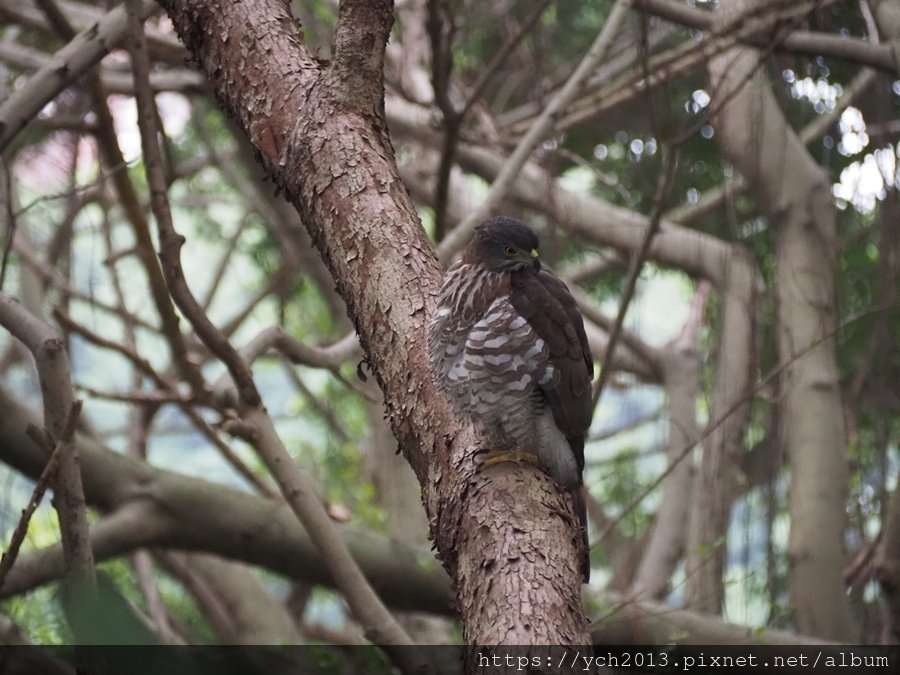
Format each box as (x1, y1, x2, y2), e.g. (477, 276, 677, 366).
(0, 400, 81, 593)
(0, 388, 451, 614)
(54, 308, 277, 497)
(212, 326, 362, 405)
(156, 552, 302, 644)
(592, 595, 837, 646)
(0, 295, 95, 594)
(0, 0, 184, 61)
(126, 2, 253, 407)
(593, 149, 678, 406)
(241, 326, 360, 371)
(0, 0, 158, 151)
(0, 40, 205, 94)
(436, 0, 634, 259)
(633, 0, 896, 72)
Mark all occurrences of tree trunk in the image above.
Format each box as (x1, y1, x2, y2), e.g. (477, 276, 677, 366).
(155, 0, 590, 646)
(708, 0, 854, 641)
(684, 249, 756, 613)
(365, 392, 454, 644)
(630, 313, 702, 599)
(875, 486, 900, 643)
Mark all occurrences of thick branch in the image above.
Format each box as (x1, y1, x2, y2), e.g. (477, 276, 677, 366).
(387, 97, 737, 285)
(156, 0, 591, 646)
(592, 596, 836, 646)
(684, 248, 756, 614)
(327, 0, 394, 110)
(157, 552, 302, 645)
(0, 385, 451, 614)
(628, 285, 705, 599)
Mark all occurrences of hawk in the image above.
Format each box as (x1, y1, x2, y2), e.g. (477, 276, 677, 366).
(427, 216, 593, 580)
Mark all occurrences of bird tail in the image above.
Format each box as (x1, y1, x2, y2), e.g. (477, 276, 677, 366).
(571, 485, 590, 582)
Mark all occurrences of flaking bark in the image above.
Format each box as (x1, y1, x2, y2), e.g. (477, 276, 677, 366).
(156, 0, 590, 646)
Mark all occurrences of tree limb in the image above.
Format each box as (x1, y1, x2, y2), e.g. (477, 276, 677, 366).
(0, 294, 96, 624)
(125, 3, 424, 664)
(156, 0, 591, 646)
(0, 384, 451, 614)
(436, 0, 634, 259)
(0, 0, 158, 151)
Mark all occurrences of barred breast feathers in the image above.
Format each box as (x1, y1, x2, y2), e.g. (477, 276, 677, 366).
(427, 264, 507, 380)
(427, 262, 556, 430)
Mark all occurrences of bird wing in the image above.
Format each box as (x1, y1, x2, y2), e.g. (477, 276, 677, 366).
(509, 268, 593, 471)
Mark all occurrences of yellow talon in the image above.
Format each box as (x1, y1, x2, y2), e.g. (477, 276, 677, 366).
(481, 448, 540, 468)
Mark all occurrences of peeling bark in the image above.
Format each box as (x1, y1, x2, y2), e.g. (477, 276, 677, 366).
(156, 0, 589, 645)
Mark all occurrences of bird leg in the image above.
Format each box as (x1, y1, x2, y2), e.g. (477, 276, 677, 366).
(479, 447, 540, 469)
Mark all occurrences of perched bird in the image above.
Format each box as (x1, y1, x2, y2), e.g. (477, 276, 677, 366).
(427, 216, 593, 580)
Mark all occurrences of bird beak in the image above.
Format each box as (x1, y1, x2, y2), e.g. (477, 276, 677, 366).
(531, 249, 540, 271)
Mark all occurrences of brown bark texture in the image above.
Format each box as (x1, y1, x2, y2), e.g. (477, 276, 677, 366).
(155, 0, 589, 645)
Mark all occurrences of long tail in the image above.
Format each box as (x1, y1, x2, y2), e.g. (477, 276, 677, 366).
(571, 485, 590, 582)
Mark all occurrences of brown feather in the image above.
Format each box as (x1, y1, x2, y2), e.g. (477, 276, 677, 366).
(509, 267, 593, 471)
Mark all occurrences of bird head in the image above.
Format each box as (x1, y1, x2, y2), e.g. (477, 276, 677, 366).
(470, 216, 541, 273)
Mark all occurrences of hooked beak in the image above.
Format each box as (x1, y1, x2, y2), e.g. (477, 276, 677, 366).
(531, 248, 541, 271)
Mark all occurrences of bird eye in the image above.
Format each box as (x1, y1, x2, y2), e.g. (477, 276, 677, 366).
(503, 246, 518, 256)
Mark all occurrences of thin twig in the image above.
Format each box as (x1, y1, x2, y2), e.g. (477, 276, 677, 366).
(528, 0, 829, 137)
(0, 294, 96, 592)
(596, 300, 900, 547)
(568, 285, 663, 379)
(633, 0, 893, 70)
(430, 0, 553, 237)
(461, 0, 553, 119)
(665, 66, 878, 225)
(668, 0, 828, 149)
(593, 148, 679, 408)
(436, 0, 634, 260)
(53, 309, 164, 383)
(54, 310, 277, 498)
(0, 400, 82, 593)
(124, 14, 252, 404)
(125, 1, 423, 666)
(0, 161, 16, 293)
